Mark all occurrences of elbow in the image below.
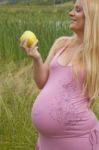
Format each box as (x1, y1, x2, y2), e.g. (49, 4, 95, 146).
(33, 68, 49, 90)
(38, 85, 44, 90)
(34, 75, 49, 90)
(36, 81, 47, 90)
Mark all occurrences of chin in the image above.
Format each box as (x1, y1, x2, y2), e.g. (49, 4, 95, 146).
(69, 25, 77, 32)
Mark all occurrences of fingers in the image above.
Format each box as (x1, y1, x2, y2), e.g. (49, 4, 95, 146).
(20, 39, 30, 55)
(20, 39, 28, 49)
(20, 39, 38, 49)
(20, 39, 39, 58)
(31, 45, 38, 51)
(28, 45, 38, 55)
(31, 40, 38, 49)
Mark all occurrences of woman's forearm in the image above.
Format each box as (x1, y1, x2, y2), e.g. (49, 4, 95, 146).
(32, 57, 49, 89)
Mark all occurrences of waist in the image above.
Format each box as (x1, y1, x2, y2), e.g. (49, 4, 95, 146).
(37, 121, 99, 140)
(36, 121, 99, 150)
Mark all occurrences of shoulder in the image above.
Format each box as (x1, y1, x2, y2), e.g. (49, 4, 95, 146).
(53, 35, 75, 53)
(54, 36, 72, 45)
(44, 36, 73, 65)
(51, 36, 73, 52)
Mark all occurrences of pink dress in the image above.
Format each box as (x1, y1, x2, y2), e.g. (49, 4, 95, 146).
(31, 48, 99, 150)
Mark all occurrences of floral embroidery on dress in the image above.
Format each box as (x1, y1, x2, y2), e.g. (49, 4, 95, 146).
(49, 78, 85, 127)
(49, 101, 82, 126)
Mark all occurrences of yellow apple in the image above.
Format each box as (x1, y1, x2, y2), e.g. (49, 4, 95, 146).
(20, 31, 38, 48)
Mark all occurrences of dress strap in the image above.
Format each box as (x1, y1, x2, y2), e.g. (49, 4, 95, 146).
(56, 47, 65, 58)
(55, 36, 74, 60)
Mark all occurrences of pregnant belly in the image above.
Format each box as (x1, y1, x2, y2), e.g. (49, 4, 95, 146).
(31, 93, 98, 137)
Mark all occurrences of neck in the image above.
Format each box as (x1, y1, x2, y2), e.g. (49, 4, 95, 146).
(74, 32, 84, 45)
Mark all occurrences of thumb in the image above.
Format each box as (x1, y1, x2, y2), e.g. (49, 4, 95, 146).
(20, 39, 28, 48)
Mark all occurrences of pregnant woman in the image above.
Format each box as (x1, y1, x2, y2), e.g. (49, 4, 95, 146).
(20, 0, 99, 149)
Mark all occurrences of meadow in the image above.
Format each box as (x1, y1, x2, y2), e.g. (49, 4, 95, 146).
(0, 2, 99, 150)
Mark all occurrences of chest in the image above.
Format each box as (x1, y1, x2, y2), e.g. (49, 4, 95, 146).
(57, 47, 84, 73)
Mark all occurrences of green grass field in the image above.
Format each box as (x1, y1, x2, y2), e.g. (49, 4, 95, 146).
(0, 2, 99, 150)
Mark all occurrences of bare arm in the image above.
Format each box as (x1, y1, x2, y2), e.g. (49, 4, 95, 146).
(20, 36, 69, 89)
(32, 36, 69, 89)
(32, 56, 49, 89)
(44, 36, 69, 66)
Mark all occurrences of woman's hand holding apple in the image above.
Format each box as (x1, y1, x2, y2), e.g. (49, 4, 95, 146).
(20, 31, 41, 61)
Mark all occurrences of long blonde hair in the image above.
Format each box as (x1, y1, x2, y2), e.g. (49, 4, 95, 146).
(72, 0, 99, 105)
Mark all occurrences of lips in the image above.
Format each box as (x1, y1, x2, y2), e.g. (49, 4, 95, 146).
(70, 18, 77, 23)
(70, 18, 77, 21)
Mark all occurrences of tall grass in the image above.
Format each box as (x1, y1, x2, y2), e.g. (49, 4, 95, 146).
(0, 62, 39, 150)
(0, 3, 72, 63)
